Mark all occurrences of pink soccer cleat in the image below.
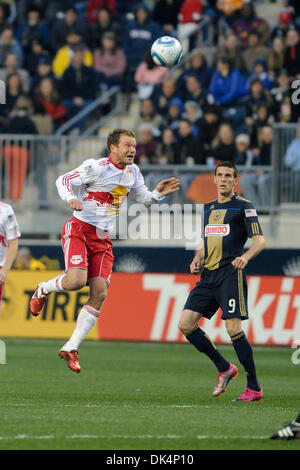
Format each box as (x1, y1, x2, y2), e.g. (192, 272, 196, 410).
(212, 363, 239, 397)
(234, 387, 263, 402)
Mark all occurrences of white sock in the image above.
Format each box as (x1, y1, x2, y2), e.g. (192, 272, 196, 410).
(42, 274, 66, 293)
(60, 305, 100, 351)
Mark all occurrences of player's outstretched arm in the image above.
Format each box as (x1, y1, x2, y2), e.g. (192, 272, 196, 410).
(232, 235, 266, 270)
(155, 177, 180, 196)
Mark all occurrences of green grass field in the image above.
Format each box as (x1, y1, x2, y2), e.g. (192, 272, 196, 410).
(0, 338, 299, 451)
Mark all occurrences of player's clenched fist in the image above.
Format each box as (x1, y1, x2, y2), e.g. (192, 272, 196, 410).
(68, 198, 83, 211)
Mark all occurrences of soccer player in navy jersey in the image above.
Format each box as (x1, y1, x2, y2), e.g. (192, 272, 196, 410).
(178, 161, 266, 401)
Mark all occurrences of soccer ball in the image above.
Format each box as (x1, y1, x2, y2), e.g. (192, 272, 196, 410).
(151, 36, 183, 68)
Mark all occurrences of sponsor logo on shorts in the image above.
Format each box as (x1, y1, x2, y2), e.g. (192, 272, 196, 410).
(70, 255, 83, 265)
(205, 224, 230, 237)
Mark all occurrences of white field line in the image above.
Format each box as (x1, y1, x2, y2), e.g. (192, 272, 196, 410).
(0, 434, 268, 441)
(0, 403, 211, 409)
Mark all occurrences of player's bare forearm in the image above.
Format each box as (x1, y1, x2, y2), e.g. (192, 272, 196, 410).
(232, 235, 266, 270)
(190, 242, 205, 274)
(0, 238, 18, 284)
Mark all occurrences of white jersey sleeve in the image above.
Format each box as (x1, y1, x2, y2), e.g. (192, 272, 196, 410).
(56, 159, 102, 202)
(130, 165, 164, 204)
(4, 205, 21, 240)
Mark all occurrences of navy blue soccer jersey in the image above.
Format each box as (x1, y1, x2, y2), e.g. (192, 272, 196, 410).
(203, 193, 263, 271)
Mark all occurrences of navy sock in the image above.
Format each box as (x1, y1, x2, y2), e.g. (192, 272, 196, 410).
(186, 327, 230, 373)
(231, 331, 260, 391)
(295, 413, 300, 424)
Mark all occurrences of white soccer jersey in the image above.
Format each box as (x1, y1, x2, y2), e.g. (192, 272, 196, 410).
(56, 156, 164, 231)
(0, 202, 21, 267)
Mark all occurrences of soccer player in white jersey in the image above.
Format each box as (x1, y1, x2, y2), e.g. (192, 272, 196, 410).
(30, 129, 180, 373)
(0, 202, 21, 307)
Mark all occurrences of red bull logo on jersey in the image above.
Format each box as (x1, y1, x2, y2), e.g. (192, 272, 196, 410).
(205, 224, 230, 237)
(85, 185, 129, 214)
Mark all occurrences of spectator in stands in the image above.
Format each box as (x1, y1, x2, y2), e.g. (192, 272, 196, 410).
(152, 0, 182, 34)
(0, 25, 23, 67)
(16, 4, 50, 53)
(271, 68, 293, 123)
(0, 3, 11, 34)
(178, 49, 212, 93)
(268, 37, 285, 80)
(52, 30, 93, 78)
(242, 31, 270, 76)
(180, 73, 208, 110)
(283, 28, 300, 78)
(271, 10, 292, 41)
(177, 0, 203, 55)
(208, 56, 248, 124)
(161, 97, 184, 133)
(233, 133, 253, 166)
(240, 124, 273, 208)
(51, 6, 88, 52)
(88, 6, 121, 49)
(216, 32, 245, 74)
(175, 118, 204, 164)
(176, 117, 204, 202)
(23, 38, 49, 77)
(6, 96, 37, 134)
(284, 0, 300, 30)
(250, 103, 275, 150)
(183, 100, 202, 137)
(209, 121, 236, 163)
(152, 77, 181, 117)
(123, 3, 161, 69)
(244, 78, 273, 129)
(30, 95, 54, 135)
(0, 73, 24, 128)
(233, 2, 270, 48)
(86, 0, 116, 23)
(0, 52, 30, 93)
(135, 123, 157, 164)
(246, 59, 273, 91)
(198, 103, 222, 161)
(134, 49, 169, 100)
(35, 77, 67, 130)
(14, 247, 47, 270)
(216, 0, 243, 28)
(61, 47, 99, 128)
(134, 98, 163, 138)
(31, 56, 54, 91)
(93, 31, 127, 89)
(155, 127, 178, 164)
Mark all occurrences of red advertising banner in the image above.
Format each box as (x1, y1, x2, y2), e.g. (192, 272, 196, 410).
(99, 274, 300, 345)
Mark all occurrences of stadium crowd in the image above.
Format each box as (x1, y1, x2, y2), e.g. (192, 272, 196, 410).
(1, 0, 300, 206)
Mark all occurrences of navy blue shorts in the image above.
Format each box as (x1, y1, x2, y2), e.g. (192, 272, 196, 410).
(184, 264, 248, 320)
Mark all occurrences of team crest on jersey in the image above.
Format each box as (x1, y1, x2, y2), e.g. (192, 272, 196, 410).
(84, 164, 93, 175)
(213, 211, 221, 221)
(70, 254, 83, 265)
(205, 224, 230, 237)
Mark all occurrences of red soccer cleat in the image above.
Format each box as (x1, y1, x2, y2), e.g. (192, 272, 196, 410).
(212, 363, 239, 397)
(29, 283, 50, 317)
(59, 350, 81, 373)
(234, 387, 263, 402)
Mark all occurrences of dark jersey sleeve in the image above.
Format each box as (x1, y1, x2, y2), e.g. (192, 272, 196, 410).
(242, 201, 263, 238)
